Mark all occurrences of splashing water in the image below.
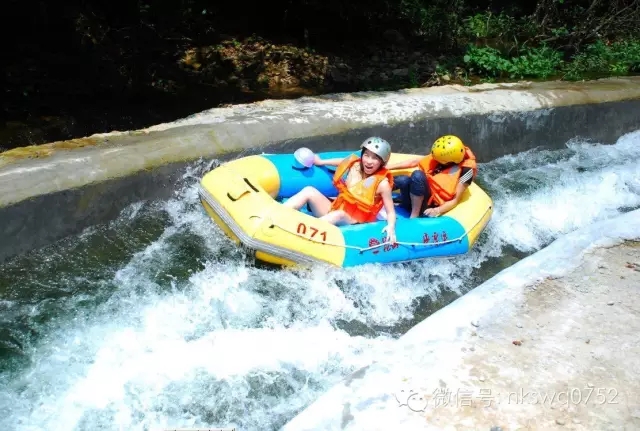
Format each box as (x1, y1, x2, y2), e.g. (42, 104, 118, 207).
(0, 130, 639, 431)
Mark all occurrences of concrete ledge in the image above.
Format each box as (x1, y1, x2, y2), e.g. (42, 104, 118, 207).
(281, 208, 640, 431)
(1, 161, 187, 262)
(2, 77, 640, 262)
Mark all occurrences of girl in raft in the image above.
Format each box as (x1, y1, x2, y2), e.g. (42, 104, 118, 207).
(283, 137, 397, 243)
(386, 135, 477, 218)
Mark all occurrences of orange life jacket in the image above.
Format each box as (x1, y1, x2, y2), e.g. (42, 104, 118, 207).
(330, 154, 394, 223)
(417, 146, 478, 206)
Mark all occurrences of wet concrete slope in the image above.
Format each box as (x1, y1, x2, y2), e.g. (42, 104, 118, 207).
(281, 210, 640, 431)
(1, 77, 640, 262)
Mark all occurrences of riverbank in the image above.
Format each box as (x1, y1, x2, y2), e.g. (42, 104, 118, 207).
(282, 209, 640, 430)
(2, 37, 441, 152)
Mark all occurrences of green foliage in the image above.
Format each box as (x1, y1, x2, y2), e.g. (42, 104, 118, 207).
(463, 12, 516, 39)
(417, 1, 640, 85)
(399, 0, 466, 48)
(563, 40, 640, 80)
(8, 0, 640, 120)
(463, 45, 562, 79)
(456, 39, 640, 82)
(408, 65, 420, 87)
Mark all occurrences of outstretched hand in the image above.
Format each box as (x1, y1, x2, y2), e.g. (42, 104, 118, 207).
(382, 225, 397, 244)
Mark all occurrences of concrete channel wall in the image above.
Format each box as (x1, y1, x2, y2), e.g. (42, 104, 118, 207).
(282, 209, 640, 431)
(1, 77, 640, 263)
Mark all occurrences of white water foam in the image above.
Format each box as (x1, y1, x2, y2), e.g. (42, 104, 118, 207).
(482, 130, 640, 252)
(1, 130, 639, 431)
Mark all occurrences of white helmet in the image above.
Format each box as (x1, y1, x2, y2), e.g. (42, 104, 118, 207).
(360, 136, 392, 164)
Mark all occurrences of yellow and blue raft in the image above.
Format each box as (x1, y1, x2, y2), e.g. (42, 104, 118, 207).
(198, 150, 493, 268)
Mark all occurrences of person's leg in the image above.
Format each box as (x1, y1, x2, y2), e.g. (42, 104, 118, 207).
(319, 209, 355, 226)
(394, 175, 412, 212)
(282, 186, 333, 217)
(408, 170, 430, 218)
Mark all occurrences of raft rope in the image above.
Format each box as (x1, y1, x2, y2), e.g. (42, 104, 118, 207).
(260, 204, 492, 254)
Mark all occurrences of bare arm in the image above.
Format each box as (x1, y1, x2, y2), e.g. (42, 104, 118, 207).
(425, 182, 468, 217)
(378, 180, 397, 242)
(314, 155, 345, 167)
(386, 156, 422, 170)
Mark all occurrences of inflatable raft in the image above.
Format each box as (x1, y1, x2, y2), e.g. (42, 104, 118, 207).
(198, 150, 493, 268)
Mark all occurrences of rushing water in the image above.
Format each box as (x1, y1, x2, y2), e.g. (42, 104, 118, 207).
(1, 130, 639, 431)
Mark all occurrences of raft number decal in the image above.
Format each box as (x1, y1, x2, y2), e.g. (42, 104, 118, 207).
(297, 222, 327, 242)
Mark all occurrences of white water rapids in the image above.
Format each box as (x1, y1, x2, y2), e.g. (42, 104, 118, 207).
(0, 130, 639, 431)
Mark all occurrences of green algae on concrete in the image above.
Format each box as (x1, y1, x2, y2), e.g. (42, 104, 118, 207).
(0, 137, 106, 166)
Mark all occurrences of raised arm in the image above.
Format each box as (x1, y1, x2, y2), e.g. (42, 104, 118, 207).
(385, 156, 422, 170)
(313, 155, 346, 167)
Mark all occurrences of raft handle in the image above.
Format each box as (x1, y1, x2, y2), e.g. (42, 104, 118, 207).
(244, 177, 259, 193)
(225, 178, 260, 202)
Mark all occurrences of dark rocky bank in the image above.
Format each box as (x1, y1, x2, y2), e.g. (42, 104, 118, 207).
(3, 32, 451, 152)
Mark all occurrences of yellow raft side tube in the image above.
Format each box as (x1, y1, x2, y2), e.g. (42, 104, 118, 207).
(200, 154, 333, 266)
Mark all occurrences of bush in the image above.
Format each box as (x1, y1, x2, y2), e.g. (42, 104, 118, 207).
(563, 39, 640, 80)
(458, 38, 640, 82)
(463, 45, 563, 79)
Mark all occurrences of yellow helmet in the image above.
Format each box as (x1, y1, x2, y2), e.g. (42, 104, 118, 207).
(431, 135, 465, 164)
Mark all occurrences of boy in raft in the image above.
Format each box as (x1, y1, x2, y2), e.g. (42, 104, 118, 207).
(386, 135, 477, 218)
(283, 137, 397, 243)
